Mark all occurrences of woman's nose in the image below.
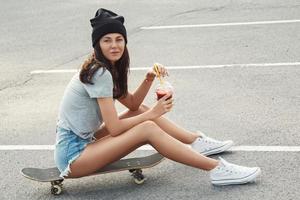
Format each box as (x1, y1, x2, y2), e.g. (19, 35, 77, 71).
(111, 41, 117, 48)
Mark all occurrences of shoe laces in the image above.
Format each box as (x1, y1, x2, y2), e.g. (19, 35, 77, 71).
(218, 157, 243, 175)
(198, 136, 221, 145)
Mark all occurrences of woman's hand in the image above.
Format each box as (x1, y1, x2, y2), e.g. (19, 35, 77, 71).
(148, 93, 173, 119)
(146, 63, 169, 81)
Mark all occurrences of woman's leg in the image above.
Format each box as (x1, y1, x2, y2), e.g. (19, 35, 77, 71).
(94, 104, 199, 144)
(68, 121, 218, 178)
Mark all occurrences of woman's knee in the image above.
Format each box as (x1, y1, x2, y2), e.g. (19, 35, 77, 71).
(125, 104, 149, 116)
(139, 120, 156, 130)
(138, 120, 164, 138)
(132, 104, 149, 114)
(139, 104, 150, 112)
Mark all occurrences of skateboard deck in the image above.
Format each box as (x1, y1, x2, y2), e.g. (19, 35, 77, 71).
(21, 153, 164, 195)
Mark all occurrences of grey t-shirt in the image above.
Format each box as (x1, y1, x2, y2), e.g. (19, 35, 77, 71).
(57, 67, 113, 139)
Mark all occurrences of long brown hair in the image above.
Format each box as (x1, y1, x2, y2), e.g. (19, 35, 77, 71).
(79, 43, 130, 99)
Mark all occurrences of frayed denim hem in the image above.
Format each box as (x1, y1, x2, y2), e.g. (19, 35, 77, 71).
(59, 154, 80, 178)
(59, 142, 91, 178)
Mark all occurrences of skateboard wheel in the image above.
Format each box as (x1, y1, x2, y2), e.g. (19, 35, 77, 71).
(131, 169, 146, 185)
(51, 185, 62, 195)
(134, 177, 146, 185)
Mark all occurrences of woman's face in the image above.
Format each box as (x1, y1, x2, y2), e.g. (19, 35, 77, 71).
(99, 33, 125, 65)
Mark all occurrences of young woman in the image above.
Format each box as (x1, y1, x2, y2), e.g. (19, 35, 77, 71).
(54, 8, 261, 186)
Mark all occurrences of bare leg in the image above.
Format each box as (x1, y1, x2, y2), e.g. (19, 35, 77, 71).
(69, 121, 218, 178)
(94, 104, 200, 144)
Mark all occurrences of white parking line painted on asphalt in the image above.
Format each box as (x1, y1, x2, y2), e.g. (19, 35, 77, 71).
(1, 145, 300, 152)
(30, 69, 80, 74)
(30, 62, 300, 74)
(0, 145, 54, 150)
(141, 19, 300, 30)
(230, 146, 300, 152)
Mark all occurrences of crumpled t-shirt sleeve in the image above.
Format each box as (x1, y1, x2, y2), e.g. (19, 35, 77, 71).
(83, 68, 113, 98)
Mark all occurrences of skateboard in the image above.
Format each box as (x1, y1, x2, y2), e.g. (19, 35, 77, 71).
(21, 153, 164, 195)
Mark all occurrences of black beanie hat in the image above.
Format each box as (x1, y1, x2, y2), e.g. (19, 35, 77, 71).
(90, 8, 127, 47)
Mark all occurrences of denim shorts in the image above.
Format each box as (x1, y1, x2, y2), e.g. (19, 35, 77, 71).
(54, 126, 94, 178)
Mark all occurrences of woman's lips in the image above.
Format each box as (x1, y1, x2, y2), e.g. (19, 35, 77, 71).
(110, 52, 120, 54)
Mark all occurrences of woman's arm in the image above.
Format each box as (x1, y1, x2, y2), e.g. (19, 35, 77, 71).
(118, 63, 168, 111)
(98, 93, 173, 136)
(118, 77, 153, 111)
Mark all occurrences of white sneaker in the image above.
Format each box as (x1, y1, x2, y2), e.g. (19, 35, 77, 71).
(210, 157, 261, 186)
(191, 132, 233, 156)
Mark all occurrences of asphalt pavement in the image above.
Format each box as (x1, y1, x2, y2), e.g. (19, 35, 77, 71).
(0, 0, 299, 199)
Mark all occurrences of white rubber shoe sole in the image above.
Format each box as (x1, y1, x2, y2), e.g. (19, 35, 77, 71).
(201, 140, 234, 156)
(211, 167, 261, 186)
